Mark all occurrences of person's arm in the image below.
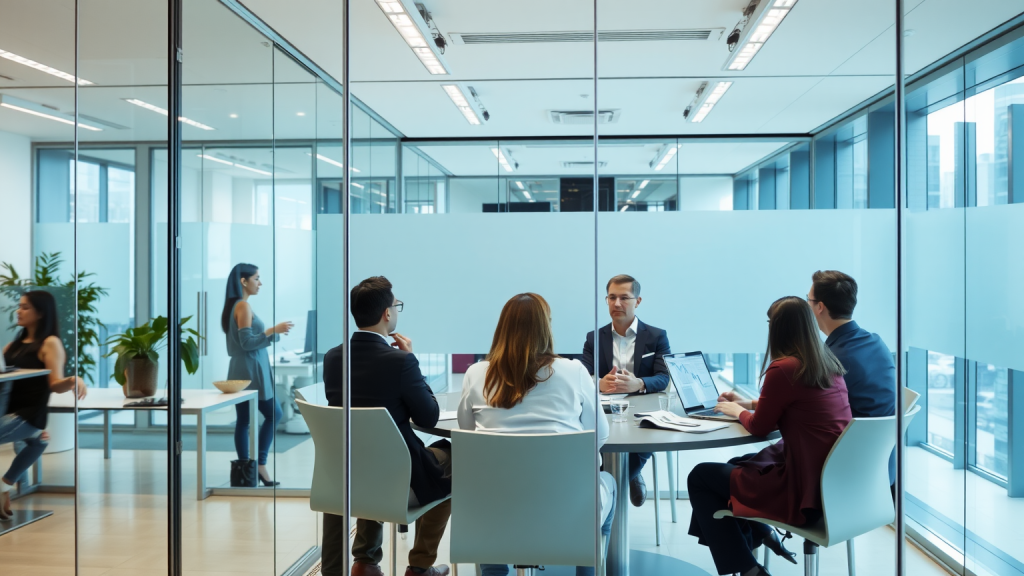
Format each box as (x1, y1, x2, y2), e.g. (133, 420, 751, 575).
(456, 369, 477, 430)
(734, 365, 792, 436)
(39, 336, 86, 399)
(578, 363, 610, 449)
(581, 332, 595, 376)
(399, 353, 440, 428)
(638, 330, 672, 393)
(234, 302, 289, 351)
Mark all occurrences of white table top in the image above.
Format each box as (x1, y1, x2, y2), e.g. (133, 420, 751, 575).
(270, 350, 323, 371)
(48, 387, 258, 413)
(0, 369, 50, 382)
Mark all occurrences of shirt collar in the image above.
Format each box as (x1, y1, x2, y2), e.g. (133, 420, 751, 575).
(355, 330, 391, 345)
(613, 316, 640, 339)
(825, 320, 859, 346)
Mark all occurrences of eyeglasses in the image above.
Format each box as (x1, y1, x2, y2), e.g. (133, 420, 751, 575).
(391, 300, 404, 312)
(605, 296, 636, 303)
(806, 297, 820, 304)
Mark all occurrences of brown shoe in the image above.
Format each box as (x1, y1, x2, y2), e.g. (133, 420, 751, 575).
(351, 562, 384, 576)
(404, 565, 450, 576)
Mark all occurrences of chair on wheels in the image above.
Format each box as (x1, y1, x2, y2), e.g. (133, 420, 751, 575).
(297, 400, 455, 576)
(714, 403, 922, 576)
(450, 429, 599, 576)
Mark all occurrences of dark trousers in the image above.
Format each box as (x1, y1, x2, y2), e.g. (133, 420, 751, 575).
(321, 446, 453, 575)
(234, 398, 283, 466)
(628, 452, 651, 481)
(687, 462, 772, 575)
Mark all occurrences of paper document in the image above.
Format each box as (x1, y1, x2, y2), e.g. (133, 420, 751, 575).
(634, 410, 728, 434)
(438, 410, 458, 421)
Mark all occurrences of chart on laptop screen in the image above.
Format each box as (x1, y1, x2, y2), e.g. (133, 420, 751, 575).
(666, 354, 719, 409)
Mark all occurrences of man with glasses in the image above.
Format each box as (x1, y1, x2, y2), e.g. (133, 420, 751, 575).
(322, 276, 452, 576)
(582, 274, 672, 507)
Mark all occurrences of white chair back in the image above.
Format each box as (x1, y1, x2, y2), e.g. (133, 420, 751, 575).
(902, 387, 920, 414)
(819, 405, 921, 546)
(450, 430, 598, 567)
(297, 401, 413, 523)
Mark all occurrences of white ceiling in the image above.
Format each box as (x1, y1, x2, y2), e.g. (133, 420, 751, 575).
(0, 0, 1021, 177)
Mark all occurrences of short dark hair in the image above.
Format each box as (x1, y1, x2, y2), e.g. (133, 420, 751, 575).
(811, 270, 858, 320)
(351, 276, 395, 328)
(606, 274, 640, 297)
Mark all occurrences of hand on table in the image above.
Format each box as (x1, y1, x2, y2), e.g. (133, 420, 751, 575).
(599, 366, 644, 393)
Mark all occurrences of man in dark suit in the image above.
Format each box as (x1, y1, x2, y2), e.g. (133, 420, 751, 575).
(582, 274, 671, 507)
(322, 276, 451, 576)
(807, 270, 897, 490)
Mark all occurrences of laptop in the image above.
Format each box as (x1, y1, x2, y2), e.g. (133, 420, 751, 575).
(0, 353, 17, 374)
(664, 351, 738, 422)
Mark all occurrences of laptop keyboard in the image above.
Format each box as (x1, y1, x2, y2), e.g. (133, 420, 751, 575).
(690, 408, 720, 417)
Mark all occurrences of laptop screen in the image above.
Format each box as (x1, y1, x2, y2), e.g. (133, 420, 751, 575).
(665, 352, 719, 411)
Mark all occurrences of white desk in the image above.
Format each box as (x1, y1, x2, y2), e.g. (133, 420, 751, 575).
(46, 388, 258, 500)
(271, 352, 323, 433)
(0, 369, 50, 382)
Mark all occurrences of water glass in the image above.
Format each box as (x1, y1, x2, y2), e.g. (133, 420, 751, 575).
(610, 399, 630, 423)
(658, 394, 670, 412)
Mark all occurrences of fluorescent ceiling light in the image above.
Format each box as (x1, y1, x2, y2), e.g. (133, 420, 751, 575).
(491, 148, 518, 172)
(124, 98, 215, 130)
(684, 81, 733, 123)
(307, 152, 361, 172)
(0, 95, 101, 131)
(639, 180, 650, 189)
(522, 190, 532, 200)
(724, 0, 798, 71)
(620, 205, 630, 212)
(0, 49, 92, 85)
(374, 0, 450, 75)
(649, 145, 678, 171)
(352, 182, 365, 189)
(515, 181, 524, 190)
(198, 154, 271, 176)
(441, 84, 484, 125)
(630, 190, 641, 199)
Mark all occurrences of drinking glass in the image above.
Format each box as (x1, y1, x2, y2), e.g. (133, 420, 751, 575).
(610, 399, 630, 423)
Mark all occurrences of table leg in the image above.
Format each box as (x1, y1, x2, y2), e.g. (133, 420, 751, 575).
(103, 411, 112, 460)
(666, 451, 678, 523)
(606, 451, 630, 576)
(249, 398, 258, 461)
(197, 410, 207, 501)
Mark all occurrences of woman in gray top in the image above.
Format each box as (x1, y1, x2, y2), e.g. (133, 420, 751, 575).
(222, 263, 292, 486)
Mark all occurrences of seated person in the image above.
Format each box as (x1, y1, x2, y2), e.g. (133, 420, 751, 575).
(582, 274, 670, 507)
(458, 293, 615, 576)
(687, 296, 852, 576)
(322, 276, 451, 576)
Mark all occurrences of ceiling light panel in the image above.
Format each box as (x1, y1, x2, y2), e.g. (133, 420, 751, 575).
(124, 98, 215, 130)
(198, 154, 271, 176)
(0, 95, 101, 131)
(649, 145, 678, 171)
(492, 148, 517, 172)
(0, 49, 92, 85)
(723, 0, 798, 71)
(375, 0, 450, 75)
(685, 81, 733, 123)
(441, 84, 482, 125)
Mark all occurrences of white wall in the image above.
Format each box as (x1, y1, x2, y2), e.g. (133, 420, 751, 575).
(0, 130, 32, 347)
(448, 178, 504, 214)
(678, 176, 733, 211)
(323, 210, 897, 355)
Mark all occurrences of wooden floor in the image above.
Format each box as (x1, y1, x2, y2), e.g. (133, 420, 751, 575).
(0, 444, 952, 576)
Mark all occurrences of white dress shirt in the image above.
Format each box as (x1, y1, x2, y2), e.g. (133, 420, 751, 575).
(611, 316, 640, 374)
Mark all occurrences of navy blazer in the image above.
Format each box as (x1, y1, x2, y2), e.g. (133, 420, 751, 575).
(323, 332, 450, 504)
(825, 321, 897, 482)
(581, 320, 672, 394)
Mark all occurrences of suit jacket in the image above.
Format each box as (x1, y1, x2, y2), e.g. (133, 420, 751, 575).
(825, 320, 897, 483)
(581, 320, 672, 394)
(323, 332, 450, 504)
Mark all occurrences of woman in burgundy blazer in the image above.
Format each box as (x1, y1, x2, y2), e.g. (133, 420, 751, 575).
(687, 296, 852, 576)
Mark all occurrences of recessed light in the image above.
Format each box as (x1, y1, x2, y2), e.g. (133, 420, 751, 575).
(229, 113, 238, 118)
(297, 112, 306, 117)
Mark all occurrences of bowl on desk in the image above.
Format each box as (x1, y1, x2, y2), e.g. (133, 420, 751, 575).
(213, 380, 250, 394)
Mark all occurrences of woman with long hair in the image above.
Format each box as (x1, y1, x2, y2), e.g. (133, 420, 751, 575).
(457, 293, 615, 576)
(222, 263, 292, 486)
(1, 290, 87, 520)
(686, 296, 851, 576)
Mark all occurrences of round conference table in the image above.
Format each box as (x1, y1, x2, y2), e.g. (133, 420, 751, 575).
(416, 392, 780, 576)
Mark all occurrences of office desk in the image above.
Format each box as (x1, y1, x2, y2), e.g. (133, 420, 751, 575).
(271, 352, 323, 433)
(44, 388, 258, 500)
(0, 369, 50, 382)
(415, 393, 779, 576)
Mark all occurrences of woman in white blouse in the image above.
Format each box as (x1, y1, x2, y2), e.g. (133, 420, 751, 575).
(457, 292, 615, 576)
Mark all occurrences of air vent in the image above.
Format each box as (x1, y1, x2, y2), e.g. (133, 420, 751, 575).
(449, 29, 722, 45)
(562, 161, 608, 168)
(549, 110, 620, 125)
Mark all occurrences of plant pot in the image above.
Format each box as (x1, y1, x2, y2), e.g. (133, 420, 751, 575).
(124, 358, 159, 398)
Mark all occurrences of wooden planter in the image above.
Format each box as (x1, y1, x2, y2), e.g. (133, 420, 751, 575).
(123, 358, 158, 398)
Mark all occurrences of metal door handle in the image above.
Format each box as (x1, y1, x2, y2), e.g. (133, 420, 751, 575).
(197, 291, 203, 356)
(202, 291, 209, 356)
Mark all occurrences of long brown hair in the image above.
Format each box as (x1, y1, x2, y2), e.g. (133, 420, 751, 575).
(484, 293, 559, 409)
(760, 296, 845, 390)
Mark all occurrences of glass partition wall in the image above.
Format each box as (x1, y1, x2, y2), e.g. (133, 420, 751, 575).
(6, 0, 1024, 575)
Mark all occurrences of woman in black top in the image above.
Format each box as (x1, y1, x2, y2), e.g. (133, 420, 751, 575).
(0, 291, 86, 520)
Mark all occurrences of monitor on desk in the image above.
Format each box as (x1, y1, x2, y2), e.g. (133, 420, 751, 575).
(303, 310, 315, 354)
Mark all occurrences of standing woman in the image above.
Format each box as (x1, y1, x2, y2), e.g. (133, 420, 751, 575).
(686, 296, 851, 576)
(222, 263, 292, 487)
(1, 291, 87, 520)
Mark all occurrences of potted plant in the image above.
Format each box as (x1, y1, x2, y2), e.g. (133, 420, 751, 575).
(104, 316, 202, 398)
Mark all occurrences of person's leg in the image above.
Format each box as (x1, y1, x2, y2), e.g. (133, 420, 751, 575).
(233, 402, 250, 461)
(0, 415, 47, 516)
(321, 513, 349, 576)
(628, 452, 651, 481)
(686, 462, 759, 575)
(257, 397, 283, 466)
(408, 445, 452, 570)
(353, 519, 385, 567)
(627, 452, 651, 507)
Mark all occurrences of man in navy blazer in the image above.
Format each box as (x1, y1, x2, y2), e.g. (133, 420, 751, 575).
(322, 277, 451, 576)
(582, 274, 672, 507)
(807, 270, 897, 489)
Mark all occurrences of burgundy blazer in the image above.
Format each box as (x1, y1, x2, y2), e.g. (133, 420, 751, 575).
(730, 356, 852, 526)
